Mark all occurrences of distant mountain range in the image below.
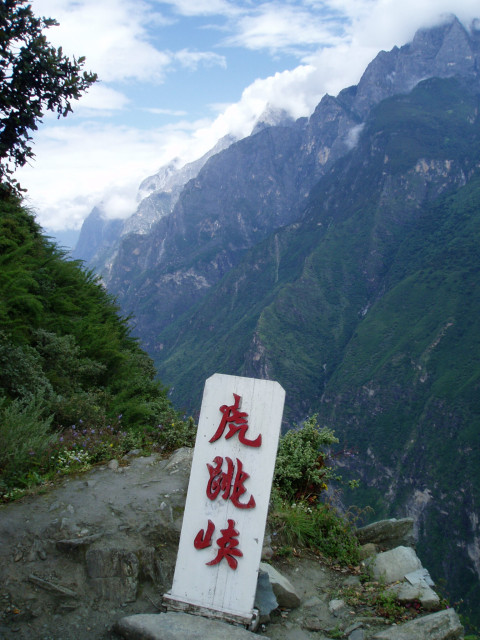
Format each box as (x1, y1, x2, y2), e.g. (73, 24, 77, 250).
(74, 16, 480, 623)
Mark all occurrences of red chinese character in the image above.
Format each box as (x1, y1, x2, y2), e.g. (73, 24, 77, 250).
(206, 519, 243, 570)
(206, 456, 256, 509)
(194, 519, 215, 549)
(209, 393, 262, 447)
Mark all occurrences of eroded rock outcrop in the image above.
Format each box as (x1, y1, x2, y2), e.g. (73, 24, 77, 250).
(0, 453, 465, 640)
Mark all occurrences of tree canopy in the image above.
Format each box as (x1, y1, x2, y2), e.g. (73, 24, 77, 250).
(0, 0, 97, 191)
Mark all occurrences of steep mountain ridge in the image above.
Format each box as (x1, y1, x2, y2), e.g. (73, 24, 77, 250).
(71, 135, 238, 273)
(102, 17, 480, 353)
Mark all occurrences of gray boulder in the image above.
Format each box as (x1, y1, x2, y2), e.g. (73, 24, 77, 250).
(259, 562, 301, 608)
(356, 518, 415, 550)
(113, 611, 269, 639)
(372, 608, 463, 639)
(368, 545, 422, 583)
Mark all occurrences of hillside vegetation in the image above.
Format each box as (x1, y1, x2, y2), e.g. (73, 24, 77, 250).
(0, 195, 195, 498)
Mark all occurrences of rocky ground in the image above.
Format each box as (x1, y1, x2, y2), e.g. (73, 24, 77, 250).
(0, 449, 465, 640)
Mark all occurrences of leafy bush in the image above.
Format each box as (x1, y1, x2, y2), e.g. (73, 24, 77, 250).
(269, 414, 360, 566)
(273, 414, 339, 500)
(0, 195, 197, 500)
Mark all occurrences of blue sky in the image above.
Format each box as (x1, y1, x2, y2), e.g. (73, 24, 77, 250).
(17, 0, 480, 241)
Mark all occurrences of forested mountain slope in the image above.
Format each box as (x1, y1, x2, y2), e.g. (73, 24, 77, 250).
(151, 76, 480, 622)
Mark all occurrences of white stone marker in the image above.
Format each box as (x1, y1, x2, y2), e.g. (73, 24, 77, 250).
(164, 373, 285, 625)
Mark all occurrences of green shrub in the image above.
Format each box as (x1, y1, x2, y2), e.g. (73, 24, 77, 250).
(0, 395, 56, 487)
(270, 414, 360, 566)
(152, 416, 197, 453)
(274, 414, 339, 500)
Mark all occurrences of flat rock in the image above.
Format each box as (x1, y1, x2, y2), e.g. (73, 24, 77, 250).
(404, 567, 435, 587)
(372, 608, 463, 640)
(328, 598, 346, 616)
(164, 447, 193, 473)
(260, 562, 301, 608)
(368, 545, 422, 583)
(387, 581, 440, 610)
(356, 519, 415, 549)
(113, 612, 269, 639)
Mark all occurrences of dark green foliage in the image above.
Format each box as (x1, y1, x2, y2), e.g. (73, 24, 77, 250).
(269, 415, 360, 566)
(273, 414, 339, 500)
(0, 394, 56, 491)
(0, 0, 97, 191)
(269, 498, 360, 566)
(0, 196, 194, 492)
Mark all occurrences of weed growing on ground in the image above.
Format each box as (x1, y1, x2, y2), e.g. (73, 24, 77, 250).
(269, 495, 360, 567)
(0, 411, 196, 502)
(338, 579, 437, 624)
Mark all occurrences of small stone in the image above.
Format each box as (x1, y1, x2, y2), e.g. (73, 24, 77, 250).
(127, 449, 141, 456)
(108, 459, 119, 471)
(303, 596, 323, 608)
(329, 599, 346, 616)
(404, 567, 435, 587)
(259, 562, 301, 609)
(302, 615, 324, 631)
(345, 622, 363, 634)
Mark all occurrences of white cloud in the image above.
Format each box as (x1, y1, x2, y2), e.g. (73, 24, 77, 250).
(224, 2, 345, 53)
(157, 0, 239, 18)
(17, 117, 225, 230)
(144, 108, 188, 116)
(173, 49, 227, 70)
(31, 0, 172, 83)
(18, 122, 173, 229)
(75, 84, 130, 113)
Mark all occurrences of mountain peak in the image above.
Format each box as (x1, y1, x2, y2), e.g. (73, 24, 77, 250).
(251, 105, 295, 135)
(353, 13, 479, 118)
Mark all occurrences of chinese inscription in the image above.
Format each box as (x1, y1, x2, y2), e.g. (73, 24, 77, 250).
(194, 393, 261, 569)
(209, 393, 262, 447)
(206, 456, 256, 509)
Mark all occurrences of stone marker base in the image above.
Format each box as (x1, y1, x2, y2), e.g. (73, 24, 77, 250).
(163, 592, 258, 628)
